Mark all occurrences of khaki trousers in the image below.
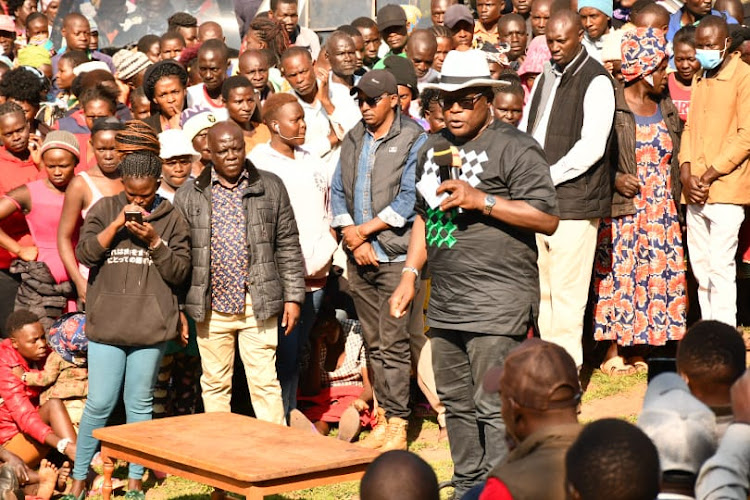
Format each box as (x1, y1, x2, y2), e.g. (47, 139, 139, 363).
(197, 294, 284, 424)
(537, 218, 599, 367)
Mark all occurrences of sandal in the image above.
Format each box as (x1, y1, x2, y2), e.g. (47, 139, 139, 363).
(600, 356, 637, 377)
(628, 357, 648, 374)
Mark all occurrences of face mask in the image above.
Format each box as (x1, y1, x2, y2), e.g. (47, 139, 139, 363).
(695, 39, 728, 70)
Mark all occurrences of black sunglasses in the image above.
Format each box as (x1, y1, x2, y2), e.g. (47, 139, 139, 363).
(438, 93, 486, 110)
(356, 94, 387, 107)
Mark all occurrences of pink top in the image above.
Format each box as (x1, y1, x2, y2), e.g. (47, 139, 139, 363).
(25, 180, 72, 284)
(668, 73, 691, 123)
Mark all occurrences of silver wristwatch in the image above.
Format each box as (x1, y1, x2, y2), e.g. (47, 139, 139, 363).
(483, 194, 496, 216)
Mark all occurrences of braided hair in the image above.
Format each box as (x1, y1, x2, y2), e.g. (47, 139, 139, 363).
(116, 120, 160, 156)
(118, 150, 162, 179)
(247, 17, 290, 66)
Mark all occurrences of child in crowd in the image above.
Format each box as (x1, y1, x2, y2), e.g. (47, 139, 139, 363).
(492, 74, 524, 126)
(295, 310, 374, 442)
(14, 313, 87, 428)
(676, 320, 746, 437)
(419, 88, 444, 134)
(128, 87, 150, 121)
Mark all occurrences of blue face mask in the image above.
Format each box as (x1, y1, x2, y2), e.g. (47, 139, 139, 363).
(695, 39, 728, 70)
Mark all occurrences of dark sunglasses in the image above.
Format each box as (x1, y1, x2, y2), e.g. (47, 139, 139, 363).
(356, 94, 387, 107)
(438, 93, 486, 110)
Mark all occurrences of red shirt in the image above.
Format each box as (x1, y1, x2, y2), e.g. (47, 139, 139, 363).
(668, 73, 691, 123)
(479, 478, 514, 500)
(0, 147, 43, 269)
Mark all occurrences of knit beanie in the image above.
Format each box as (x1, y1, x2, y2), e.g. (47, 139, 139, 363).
(41, 130, 80, 160)
(578, 0, 613, 18)
(112, 49, 152, 82)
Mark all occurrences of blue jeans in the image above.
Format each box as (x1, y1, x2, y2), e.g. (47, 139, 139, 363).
(72, 340, 167, 481)
(277, 289, 324, 419)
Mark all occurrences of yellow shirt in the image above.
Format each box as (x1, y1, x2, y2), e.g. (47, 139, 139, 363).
(679, 53, 750, 205)
(474, 21, 500, 46)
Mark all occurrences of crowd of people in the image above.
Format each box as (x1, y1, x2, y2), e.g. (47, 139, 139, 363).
(0, 0, 743, 498)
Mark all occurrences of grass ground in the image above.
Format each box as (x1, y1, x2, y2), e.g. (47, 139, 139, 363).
(87, 370, 649, 500)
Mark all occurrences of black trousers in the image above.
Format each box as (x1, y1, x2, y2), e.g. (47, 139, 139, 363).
(0, 269, 20, 336)
(348, 261, 415, 420)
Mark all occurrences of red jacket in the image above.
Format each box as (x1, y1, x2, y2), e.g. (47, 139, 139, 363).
(0, 339, 51, 445)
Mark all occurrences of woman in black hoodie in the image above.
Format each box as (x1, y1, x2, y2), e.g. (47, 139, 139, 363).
(69, 150, 191, 500)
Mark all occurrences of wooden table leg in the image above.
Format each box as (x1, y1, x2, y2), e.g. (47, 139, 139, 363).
(101, 454, 114, 500)
(244, 486, 264, 500)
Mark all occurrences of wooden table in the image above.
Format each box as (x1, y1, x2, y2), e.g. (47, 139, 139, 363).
(92, 412, 380, 500)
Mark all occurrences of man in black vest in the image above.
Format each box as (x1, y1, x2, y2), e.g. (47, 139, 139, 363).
(519, 9, 615, 369)
(330, 69, 427, 451)
(389, 49, 560, 496)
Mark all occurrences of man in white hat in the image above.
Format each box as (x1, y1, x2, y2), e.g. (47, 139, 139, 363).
(390, 49, 559, 496)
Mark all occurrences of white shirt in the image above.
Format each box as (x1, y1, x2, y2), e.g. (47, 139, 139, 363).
(291, 91, 341, 181)
(519, 56, 615, 186)
(186, 84, 229, 120)
(294, 26, 322, 60)
(328, 73, 361, 135)
(249, 143, 337, 283)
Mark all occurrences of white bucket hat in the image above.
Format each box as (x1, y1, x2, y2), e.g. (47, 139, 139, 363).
(159, 129, 200, 162)
(423, 49, 510, 92)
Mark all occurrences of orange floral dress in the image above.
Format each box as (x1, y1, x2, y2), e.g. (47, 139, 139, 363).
(592, 109, 687, 346)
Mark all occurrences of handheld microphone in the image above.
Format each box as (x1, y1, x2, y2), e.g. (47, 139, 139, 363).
(432, 138, 463, 214)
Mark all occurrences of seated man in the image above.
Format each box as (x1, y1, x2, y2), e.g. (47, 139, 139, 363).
(478, 339, 582, 500)
(0, 311, 77, 466)
(677, 320, 746, 437)
(638, 373, 718, 499)
(566, 419, 660, 500)
(360, 450, 439, 500)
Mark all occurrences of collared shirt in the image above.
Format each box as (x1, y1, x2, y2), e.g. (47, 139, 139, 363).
(678, 52, 750, 205)
(291, 91, 341, 180)
(330, 127, 426, 263)
(519, 50, 615, 186)
(582, 32, 606, 63)
(474, 21, 500, 46)
(210, 169, 249, 314)
(372, 50, 406, 69)
(328, 72, 361, 135)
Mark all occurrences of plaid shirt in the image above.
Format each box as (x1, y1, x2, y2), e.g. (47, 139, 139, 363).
(210, 170, 250, 314)
(320, 319, 367, 388)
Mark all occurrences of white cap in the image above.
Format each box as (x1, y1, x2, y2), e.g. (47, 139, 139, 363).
(73, 60, 111, 76)
(159, 129, 200, 162)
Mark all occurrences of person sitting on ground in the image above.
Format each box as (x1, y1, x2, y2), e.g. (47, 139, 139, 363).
(475, 339, 582, 500)
(222, 75, 269, 153)
(294, 311, 374, 442)
(15, 313, 88, 429)
(492, 74, 524, 126)
(0, 310, 77, 467)
(360, 450, 439, 500)
(566, 418, 661, 500)
(676, 320, 746, 438)
(637, 372, 718, 499)
(695, 368, 750, 500)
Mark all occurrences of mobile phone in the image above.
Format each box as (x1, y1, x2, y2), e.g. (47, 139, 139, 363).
(124, 211, 143, 224)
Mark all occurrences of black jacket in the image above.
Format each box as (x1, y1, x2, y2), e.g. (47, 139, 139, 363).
(76, 193, 191, 346)
(173, 161, 305, 323)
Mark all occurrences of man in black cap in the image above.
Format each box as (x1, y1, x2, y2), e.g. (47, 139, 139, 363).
(330, 69, 427, 451)
(444, 4, 476, 50)
(383, 56, 419, 119)
(389, 48, 559, 496)
(373, 4, 410, 69)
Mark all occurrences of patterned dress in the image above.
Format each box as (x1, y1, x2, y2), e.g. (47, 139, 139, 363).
(592, 108, 687, 346)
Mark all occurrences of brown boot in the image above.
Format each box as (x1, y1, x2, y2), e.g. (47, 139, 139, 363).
(358, 407, 387, 449)
(380, 417, 408, 452)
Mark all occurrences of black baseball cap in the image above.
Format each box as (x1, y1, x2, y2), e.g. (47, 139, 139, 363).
(444, 4, 475, 29)
(350, 69, 398, 98)
(377, 4, 407, 31)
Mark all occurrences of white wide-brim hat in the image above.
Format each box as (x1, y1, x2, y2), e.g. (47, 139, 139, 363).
(423, 49, 511, 93)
